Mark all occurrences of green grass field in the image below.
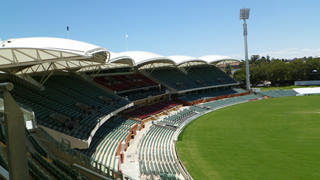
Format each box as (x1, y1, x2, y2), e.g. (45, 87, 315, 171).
(176, 96, 320, 180)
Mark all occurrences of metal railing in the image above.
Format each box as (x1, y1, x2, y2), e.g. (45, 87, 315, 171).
(37, 127, 136, 180)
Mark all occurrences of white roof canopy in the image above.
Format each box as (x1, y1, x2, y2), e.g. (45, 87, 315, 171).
(199, 55, 239, 66)
(0, 37, 239, 74)
(0, 37, 109, 74)
(77, 52, 134, 72)
(119, 51, 176, 70)
(168, 55, 208, 67)
(109, 52, 135, 66)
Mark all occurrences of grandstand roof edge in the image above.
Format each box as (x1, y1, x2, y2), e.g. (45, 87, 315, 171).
(168, 55, 208, 67)
(118, 51, 176, 69)
(0, 37, 110, 74)
(199, 55, 240, 65)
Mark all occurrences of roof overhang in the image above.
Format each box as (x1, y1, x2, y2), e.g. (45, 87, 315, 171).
(199, 55, 240, 66)
(0, 38, 110, 74)
(119, 51, 176, 70)
(168, 55, 208, 68)
(16, 60, 105, 75)
(109, 52, 135, 66)
(136, 58, 176, 70)
(76, 52, 134, 73)
(212, 59, 240, 66)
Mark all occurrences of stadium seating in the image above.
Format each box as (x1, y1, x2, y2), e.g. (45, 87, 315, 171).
(258, 90, 281, 97)
(274, 90, 297, 96)
(139, 126, 180, 177)
(179, 89, 239, 102)
(0, 151, 8, 171)
(258, 90, 297, 98)
(237, 95, 260, 100)
(78, 117, 140, 174)
(151, 66, 237, 91)
(232, 87, 248, 93)
(26, 129, 48, 158)
(201, 95, 260, 109)
(125, 101, 181, 120)
(189, 106, 207, 112)
(160, 109, 197, 126)
(28, 157, 51, 180)
(5, 75, 130, 141)
(52, 158, 87, 180)
(94, 74, 158, 92)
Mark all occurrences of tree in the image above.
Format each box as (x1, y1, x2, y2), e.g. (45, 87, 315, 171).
(233, 69, 246, 85)
(250, 55, 260, 64)
(288, 59, 305, 81)
(239, 61, 245, 68)
(225, 63, 232, 76)
(266, 54, 270, 62)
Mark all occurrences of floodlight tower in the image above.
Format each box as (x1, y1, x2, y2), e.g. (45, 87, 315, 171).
(240, 7, 250, 90)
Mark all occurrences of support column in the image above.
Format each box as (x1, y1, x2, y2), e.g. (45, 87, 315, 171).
(1, 83, 29, 180)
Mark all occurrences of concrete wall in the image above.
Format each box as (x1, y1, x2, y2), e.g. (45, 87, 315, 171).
(40, 125, 89, 149)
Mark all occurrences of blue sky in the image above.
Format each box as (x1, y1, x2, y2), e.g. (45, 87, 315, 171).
(2, 0, 320, 60)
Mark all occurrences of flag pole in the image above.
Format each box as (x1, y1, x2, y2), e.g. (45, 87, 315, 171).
(67, 24, 69, 39)
(126, 34, 128, 51)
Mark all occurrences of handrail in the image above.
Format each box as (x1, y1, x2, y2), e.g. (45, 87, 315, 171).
(37, 127, 136, 180)
(0, 165, 9, 180)
(73, 163, 113, 180)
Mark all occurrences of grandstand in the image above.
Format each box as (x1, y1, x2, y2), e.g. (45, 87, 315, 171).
(139, 126, 180, 179)
(258, 90, 297, 97)
(0, 37, 245, 180)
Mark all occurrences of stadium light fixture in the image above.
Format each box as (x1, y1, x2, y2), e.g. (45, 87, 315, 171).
(240, 7, 250, 90)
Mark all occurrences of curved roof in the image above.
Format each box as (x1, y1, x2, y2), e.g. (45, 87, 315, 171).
(199, 55, 239, 65)
(76, 52, 134, 72)
(109, 52, 135, 66)
(168, 55, 207, 67)
(119, 51, 175, 69)
(0, 37, 109, 73)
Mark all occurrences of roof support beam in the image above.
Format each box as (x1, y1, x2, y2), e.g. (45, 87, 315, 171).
(143, 63, 156, 77)
(39, 63, 55, 85)
(0, 54, 14, 63)
(14, 49, 37, 61)
(185, 62, 192, 72)
(36, 49, 42, 61)
(90, 69, 101, 82)
(39, 71, 54, 86)
(11, 49, 18, 64)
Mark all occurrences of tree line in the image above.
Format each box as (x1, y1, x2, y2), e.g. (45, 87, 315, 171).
(232, 55, 320, 86)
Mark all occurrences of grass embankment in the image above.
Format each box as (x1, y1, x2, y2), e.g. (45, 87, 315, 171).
(176, 96, 320, 180)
